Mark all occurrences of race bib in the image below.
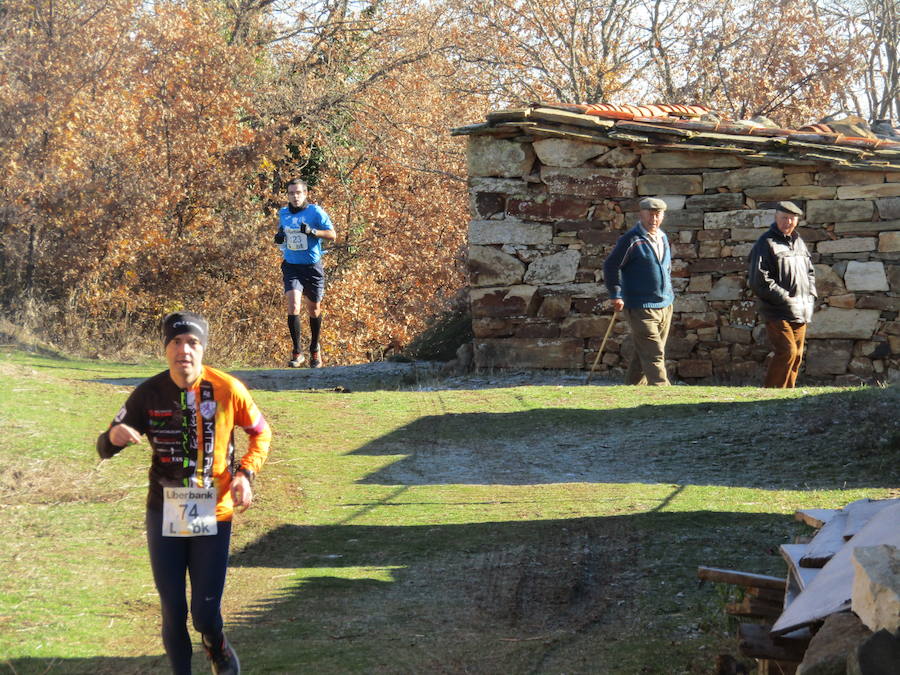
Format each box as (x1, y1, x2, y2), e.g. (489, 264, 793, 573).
(285, 229, 308, 251)
(162, 487, 217, 537)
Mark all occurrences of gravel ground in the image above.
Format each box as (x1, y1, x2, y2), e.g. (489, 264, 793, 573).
(229, 361, 616, 392)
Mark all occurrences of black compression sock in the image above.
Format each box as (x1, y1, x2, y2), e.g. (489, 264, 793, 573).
(288, 315, 302, 353)
(309, 315, 322, 353)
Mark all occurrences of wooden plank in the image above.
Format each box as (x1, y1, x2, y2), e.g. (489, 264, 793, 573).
(843, 498, 900, 540)
(738, 623, 807, 661)
(746, 585, 789, 603)
(697, 566, 787, 590)
(780, 545, 820, 589)
(485, 108, 531, 124)
(725, 596, 783, 618)
(771, 501, 900, 635)
(794, 508, 837, 529)
(756, 659, 799, 675)
(799, 511, 848, 567)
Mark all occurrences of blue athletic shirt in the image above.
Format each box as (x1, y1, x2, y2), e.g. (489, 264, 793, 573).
(278, 204, 333, 265)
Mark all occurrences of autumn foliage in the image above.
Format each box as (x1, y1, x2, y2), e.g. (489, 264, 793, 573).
(0, 0, 895, 364)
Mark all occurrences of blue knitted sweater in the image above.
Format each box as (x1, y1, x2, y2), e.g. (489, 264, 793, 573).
(602, 224, 674, 309)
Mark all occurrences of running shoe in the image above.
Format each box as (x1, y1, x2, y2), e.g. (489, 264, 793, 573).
(202, 634, 240, 675)
(288, 352, 305, 368)
(309, 349, 322, 368)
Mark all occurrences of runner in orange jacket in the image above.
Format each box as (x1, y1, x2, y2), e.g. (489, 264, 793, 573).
(97, 311, 272, 674)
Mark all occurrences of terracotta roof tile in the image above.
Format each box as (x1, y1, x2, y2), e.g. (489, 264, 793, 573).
(452, 102, 900, 169)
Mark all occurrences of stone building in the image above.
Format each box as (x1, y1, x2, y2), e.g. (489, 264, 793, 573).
(452, 103, 900, 384)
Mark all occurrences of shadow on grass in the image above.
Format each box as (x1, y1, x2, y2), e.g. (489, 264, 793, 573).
(3, 510, 795, 674)
(347, 389, 900, 490)
(1, 656, 170, 675)
(240, 510, 790, 675)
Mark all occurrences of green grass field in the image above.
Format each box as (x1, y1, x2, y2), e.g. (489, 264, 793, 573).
(1, 347, 897, 674)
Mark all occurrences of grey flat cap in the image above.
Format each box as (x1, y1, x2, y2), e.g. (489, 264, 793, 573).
(774, 200, 803, 215)
(639, 197, 668, 211)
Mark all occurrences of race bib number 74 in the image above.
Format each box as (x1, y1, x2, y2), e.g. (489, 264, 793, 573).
(163, 487, 217, 537)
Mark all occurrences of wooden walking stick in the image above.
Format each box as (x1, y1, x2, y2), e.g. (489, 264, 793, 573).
(586, 311, 618, 384)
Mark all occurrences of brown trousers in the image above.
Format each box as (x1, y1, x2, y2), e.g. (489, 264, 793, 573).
(624, 305, 673, 386)
(764, 320, 807, 388)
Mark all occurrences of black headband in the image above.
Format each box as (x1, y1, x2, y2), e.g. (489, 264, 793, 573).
(162, 312, 208, 347)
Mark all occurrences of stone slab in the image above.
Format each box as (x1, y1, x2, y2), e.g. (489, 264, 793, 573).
(473, 337, 584, 369)
(708, 275, 745, 300)
(844, 261, 889, 291)
(806, 199, 875, 224)
(636, 173, 702, 195)
(817, 237, 877, 254)
(685, 192, 745, 210)
(593, 146, 640, 168)
(468, 246, 526, 287)
(876, 197, 900, 219)
(704, 209, 771, 230)
(879, 231, 900, 252)
(674, 295, 708, 313)
(819, 170, 886, 186)
(744, 185, 837, 201)
(524, 250, 581, 285)
(533, 138, 605, 168)
(805, 340, 853, 376)
(851, 545, 900, 634)
(560, 315, 612, 338)
(814, 264, 847, 296)
(834, 219, 900, 234)
(807, 308, 881, 339)
(470, 285, 538, 319)
(469, 176, 530, 195)
(541, 167, 636, 198)
(469, 219, 553, 245)
(640, 150, 743, 169)
(677, 359, 713, 378)
(468, 136, 536, 177)
(703, 166, 784, 190)
(837, 183, 900, 199)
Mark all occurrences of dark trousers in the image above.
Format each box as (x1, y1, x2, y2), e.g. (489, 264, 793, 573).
(146, 509, 232, 675)
(764, 320, 807, 388)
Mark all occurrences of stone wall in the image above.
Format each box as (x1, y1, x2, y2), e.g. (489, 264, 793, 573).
(465, 134, 900, 384)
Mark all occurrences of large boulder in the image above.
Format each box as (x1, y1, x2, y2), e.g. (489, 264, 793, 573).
(851, 545, 900, 634)
(797, 612, 873, 675)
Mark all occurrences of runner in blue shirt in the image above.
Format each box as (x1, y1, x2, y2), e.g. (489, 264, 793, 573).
(273, 178, 337, 367)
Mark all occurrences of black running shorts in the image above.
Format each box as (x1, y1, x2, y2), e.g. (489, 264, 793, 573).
(281, 261, 325, 302)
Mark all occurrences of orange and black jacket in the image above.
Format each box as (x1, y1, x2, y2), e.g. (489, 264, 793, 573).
(97, 366, 272, 521)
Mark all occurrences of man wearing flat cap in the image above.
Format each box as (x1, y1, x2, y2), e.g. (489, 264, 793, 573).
(748, 201, 817, 388)
(603, 197, 675, 385)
